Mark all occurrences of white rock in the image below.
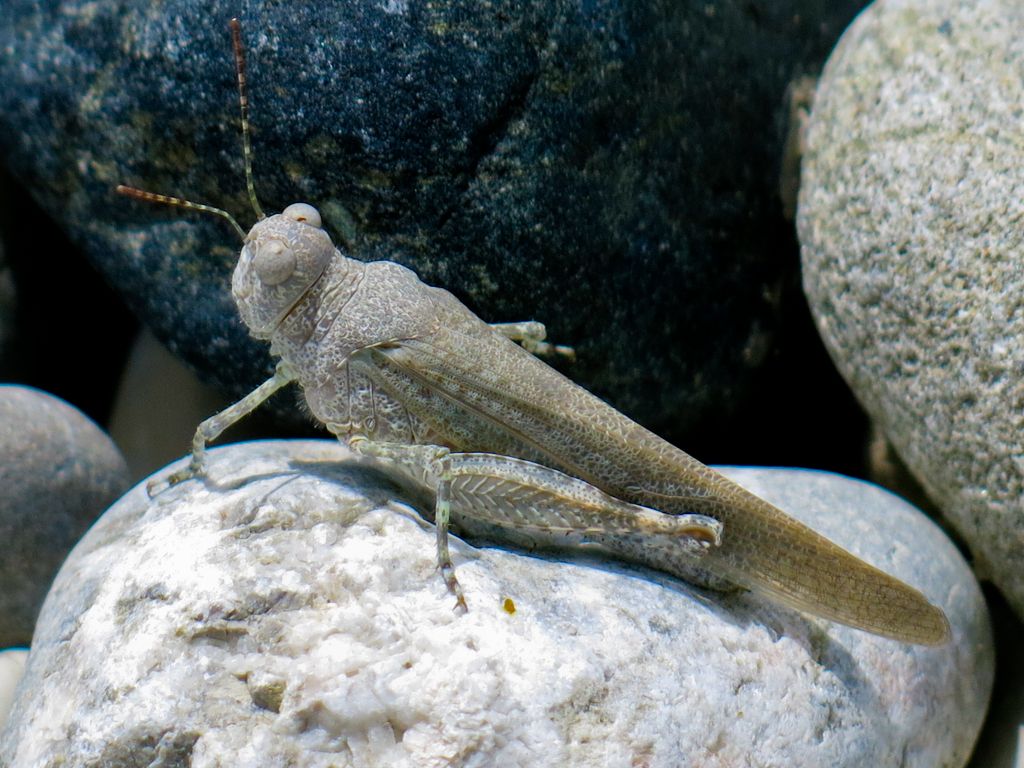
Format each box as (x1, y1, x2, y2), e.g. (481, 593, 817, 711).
(0, 441, 991, 767)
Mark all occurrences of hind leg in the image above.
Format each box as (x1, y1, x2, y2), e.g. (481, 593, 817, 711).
(348, 438, 467, 613)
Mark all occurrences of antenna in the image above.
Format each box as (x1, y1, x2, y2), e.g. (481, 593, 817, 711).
(114, 185, 247, 240)
(230, 17, 265, 221)
(115, 18, 266, 239)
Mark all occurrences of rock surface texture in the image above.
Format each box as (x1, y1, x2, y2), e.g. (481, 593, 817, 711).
(0, 0, 866, 442)
(798, 0, 1024, 619)
(0, 441, 991, 767)
(0, 385, 130, 646)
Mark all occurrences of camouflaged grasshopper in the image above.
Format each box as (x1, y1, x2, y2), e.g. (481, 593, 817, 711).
(118, 19, 950, 645)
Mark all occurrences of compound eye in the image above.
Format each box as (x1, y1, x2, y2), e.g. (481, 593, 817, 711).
(283, 202, 322, 229)
(252, 238, 297, 286)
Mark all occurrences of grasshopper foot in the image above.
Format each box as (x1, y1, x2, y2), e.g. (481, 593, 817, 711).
(490, 321, 576, 361)
(521, 338, 577, 362)
(146, 460, 203, 498)
(441, 561, 469, 615)
(145, 477, 168, 498)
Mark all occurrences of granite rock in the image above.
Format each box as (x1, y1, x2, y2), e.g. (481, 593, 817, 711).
(0, 440, 990, 767)
(0, 385, 130, 646)
(0, 0, 867, 442)
(798, 0, 1024, 619)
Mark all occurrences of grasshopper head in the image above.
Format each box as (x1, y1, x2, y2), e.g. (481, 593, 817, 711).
(231, 203, 334, 338)
(116, 21, 342, 341)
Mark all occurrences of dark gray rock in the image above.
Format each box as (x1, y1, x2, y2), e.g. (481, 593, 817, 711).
(0, 0, 866, 444)
(0, 169, 138, 422)
(0, 385, 129, 646)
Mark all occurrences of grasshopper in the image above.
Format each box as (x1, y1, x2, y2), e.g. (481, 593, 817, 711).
(118, 19, 950, 645)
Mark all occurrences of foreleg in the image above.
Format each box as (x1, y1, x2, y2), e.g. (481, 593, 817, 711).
(148, 364, 296, 496)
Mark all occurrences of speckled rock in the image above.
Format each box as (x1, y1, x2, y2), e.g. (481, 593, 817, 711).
(797, 0, 1024, 619)
(0, 440, 990, 767)
(0, 385, 130, 646)
(0, 0, 867, 443)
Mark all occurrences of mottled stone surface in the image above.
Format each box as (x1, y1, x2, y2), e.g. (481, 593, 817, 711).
(798, 0, 1024, 619)
(0, 385, 130, 646)
(0, 0, 866, 442)
(0, 441, 990, 767)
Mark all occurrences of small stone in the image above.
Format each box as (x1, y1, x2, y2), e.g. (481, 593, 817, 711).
(797, 0, 1024, 621)
(0, 649, 27, 732)
(0, 441, 990, 767)
(246, 672, 287, 715)
(108, 329, 239, 482)
(0, 385, 130, 646)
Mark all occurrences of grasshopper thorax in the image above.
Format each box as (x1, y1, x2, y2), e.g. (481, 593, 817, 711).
(232, 203, 335, 338)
